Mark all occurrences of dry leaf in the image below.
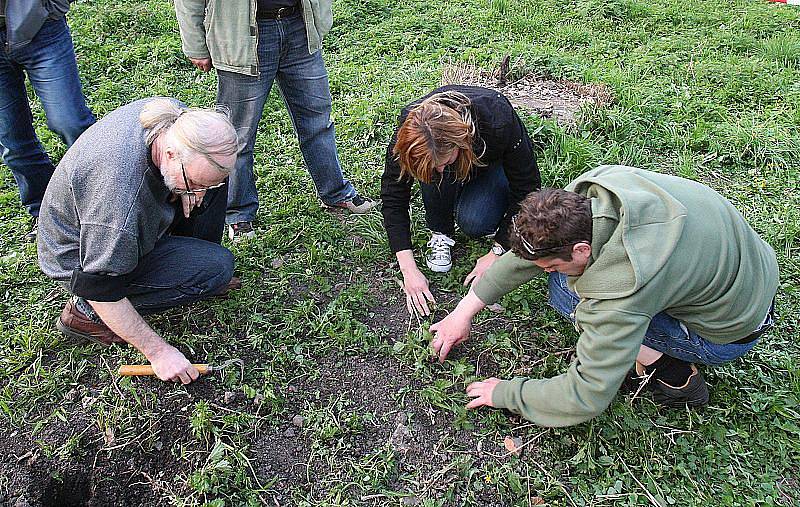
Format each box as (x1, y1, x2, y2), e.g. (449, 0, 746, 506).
(531, 496, 545, 505)
(104, 426, 115, 446)
(487, 303, 505, 313)
(503, 435, 523, 457)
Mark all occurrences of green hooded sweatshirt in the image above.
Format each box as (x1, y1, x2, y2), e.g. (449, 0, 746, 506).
(473, 165, 778, 427)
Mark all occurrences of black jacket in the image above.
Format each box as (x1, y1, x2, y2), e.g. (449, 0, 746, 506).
(381, 85, 541, 253)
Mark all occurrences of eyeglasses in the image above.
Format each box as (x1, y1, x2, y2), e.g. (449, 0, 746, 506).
(512, 214, 587, 259)
(172, 161, 227, 200)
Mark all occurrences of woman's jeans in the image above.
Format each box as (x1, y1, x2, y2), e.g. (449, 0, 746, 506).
(547, 272, 759, 366)
(0, 19, 95, 217)
(217, 12, 355, 225)
(421, 161, 510, 238)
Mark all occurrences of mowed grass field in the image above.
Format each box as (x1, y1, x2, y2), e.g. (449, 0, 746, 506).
(1, 0, 800, 505)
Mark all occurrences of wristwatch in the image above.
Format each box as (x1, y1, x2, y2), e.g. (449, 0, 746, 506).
(491, 242, 506, 256)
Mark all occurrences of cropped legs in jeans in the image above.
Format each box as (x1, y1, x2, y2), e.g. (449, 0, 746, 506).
(217, 13, 354, 225)
(546, 272, 758, 366)
(0, 19, 95, 217)
(421, 161, 510, 238)
(110, 187, 233, 315)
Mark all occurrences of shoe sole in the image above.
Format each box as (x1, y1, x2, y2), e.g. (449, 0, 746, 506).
(321, 201, 379, 214)
(56, 316, 114, 347)
(426, 260, 452, 273)
(228, 231, 256, 242)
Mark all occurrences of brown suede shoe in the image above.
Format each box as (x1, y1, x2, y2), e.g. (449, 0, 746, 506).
(56, 298, 126, 347)
(213, 276, 242, 298)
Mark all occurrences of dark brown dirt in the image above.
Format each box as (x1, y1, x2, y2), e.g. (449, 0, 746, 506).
(0, 263, 539, 507)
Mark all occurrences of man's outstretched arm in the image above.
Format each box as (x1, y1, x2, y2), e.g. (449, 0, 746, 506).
(430, 289, 486, 362)
(89, 298, 200, 384)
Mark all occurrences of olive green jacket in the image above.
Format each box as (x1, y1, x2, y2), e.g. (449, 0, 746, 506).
(474, 165, 779, 427)
(174, 0, 333, 77)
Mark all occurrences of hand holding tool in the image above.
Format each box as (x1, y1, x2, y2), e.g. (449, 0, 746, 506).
(118, 358, 242, 377)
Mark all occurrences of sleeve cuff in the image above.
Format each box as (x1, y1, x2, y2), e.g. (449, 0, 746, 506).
(473, 276, 505, 305)
(491, 378, 523, 415)
(69, 269, 129, 302)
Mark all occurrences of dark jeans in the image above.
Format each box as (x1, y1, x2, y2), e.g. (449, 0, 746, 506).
(110, 187, 233, 315)
(421, 161, 510, 238)
(547, 272, 760, 366)
(217, 12, 355, 225)
(0, 19, 95, 217)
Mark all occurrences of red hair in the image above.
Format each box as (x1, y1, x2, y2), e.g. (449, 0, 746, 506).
(393, 91, 484, 183)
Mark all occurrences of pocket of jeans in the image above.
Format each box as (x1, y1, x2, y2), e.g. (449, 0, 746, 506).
(31, 19, 68, 47)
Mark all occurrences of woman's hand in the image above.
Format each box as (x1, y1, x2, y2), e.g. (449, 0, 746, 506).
(402, 267, 435, 316)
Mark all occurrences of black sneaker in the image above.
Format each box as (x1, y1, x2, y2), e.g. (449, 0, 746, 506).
(24, 217, 38, 243)
(227, 221, 255, 242)
(324, 194, 378, 214)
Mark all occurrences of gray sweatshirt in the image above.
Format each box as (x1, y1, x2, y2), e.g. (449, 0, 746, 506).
(37, 98, 179, 301)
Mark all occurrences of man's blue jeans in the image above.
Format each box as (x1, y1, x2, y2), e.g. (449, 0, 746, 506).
(217, 12, 355, 225)
(421, 161, 510, 238)
(547, 272, 759, 366)
(0, 19, 95, 217)
(91, 187, 234, 315)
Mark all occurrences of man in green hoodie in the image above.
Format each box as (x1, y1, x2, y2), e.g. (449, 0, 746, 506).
(430, 165, 778, 427)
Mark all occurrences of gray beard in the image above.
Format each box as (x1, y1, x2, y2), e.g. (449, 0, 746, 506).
(162, 169, 180, 192)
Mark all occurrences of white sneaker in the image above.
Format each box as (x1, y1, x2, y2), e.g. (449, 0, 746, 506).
(323, 194, 379, 214)
(426, 232, 455, 273)
(227, 222, 256, 242)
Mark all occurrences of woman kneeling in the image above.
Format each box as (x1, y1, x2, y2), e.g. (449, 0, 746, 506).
(381, 85, 541, 316)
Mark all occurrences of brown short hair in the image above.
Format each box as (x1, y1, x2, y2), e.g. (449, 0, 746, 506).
(510, 188, 592, 261)
(393, 91, 485, 184)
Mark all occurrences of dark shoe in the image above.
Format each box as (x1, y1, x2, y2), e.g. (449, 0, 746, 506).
(650, 364, 710, 408)
(24, 218, 38, 243)
(620, 364, 650, 394)
(227, 222, 255, 242)
(213, 276, 242, 298)
(56, 297, 126, 347)
(324, 194, 378, 214)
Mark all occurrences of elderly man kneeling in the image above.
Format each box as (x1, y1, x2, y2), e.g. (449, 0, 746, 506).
(38, 98, 239, 384)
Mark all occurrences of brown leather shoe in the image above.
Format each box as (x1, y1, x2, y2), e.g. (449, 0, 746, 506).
(213, 276, 242, 298)
(56, 298, 126, 347)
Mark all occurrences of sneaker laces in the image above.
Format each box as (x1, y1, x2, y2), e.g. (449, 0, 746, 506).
(427, 233, 455, 261)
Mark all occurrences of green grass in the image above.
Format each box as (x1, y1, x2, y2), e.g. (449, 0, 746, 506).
(1, 0, 800, 505)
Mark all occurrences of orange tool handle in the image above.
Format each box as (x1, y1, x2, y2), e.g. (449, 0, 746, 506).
(118, 364, 210, 376)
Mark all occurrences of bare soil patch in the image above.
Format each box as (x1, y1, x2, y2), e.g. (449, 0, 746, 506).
(441, 57, 613, 126)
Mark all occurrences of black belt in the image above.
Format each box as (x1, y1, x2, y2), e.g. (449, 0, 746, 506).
(256, 5, 300, 20)
(732, 298, 776, 344)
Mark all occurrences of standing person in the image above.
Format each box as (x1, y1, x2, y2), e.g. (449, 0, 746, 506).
(38, 98, 241, 384)
(174, 0, 377, 242)
(430, 166, 779, 426)
(382, 85, 541, 316)
(0, 0, 95, 241)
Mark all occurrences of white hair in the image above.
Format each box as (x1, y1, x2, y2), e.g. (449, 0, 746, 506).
(139, 98, 238, 175)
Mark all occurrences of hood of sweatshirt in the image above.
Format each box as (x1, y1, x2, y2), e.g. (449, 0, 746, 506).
(566, 165, 688, 299)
